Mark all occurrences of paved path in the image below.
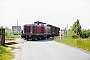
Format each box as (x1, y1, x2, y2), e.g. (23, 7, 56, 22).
(12, 38, 90, 60)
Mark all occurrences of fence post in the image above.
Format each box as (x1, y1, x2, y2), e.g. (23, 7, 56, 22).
(0, 29, 5, 46)
(1, 29, 5, 46)
(0, 29, 1, 45)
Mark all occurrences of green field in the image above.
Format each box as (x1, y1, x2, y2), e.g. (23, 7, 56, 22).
(54, 37, 90, 51)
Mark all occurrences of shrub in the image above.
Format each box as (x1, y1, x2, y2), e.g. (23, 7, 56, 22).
(68, 30, 79, 38)
(72, 34, 79, 38)
(81, 29, 90, 38)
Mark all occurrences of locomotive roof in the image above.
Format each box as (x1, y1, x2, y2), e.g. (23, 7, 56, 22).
(24, 24, 34, 25)
(24, 24, 44, 26)
(47, 24, 52, 26)
(23, 21, 60, 28)
(24, 24, 31, 25)
(34, 21, 46, 24)
(47, 24, 60, 28)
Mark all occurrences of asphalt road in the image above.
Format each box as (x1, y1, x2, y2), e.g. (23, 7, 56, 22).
(12, 38, 90, 60)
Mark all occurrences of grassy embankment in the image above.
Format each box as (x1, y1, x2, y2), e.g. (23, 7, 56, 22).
(0, 35, 20, 60)
(54, 36, 90, 51)
(0, 46, 14, 60)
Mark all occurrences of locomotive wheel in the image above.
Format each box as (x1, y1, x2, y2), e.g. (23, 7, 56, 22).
(27, 38, 29, 41)
(24, 38, 27, 40)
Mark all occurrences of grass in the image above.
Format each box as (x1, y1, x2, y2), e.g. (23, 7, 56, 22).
(54, 36, 90, 51)
(5, 35, 20, 42)
(5, 35, 20, 38)
(5, 35, 19, 44)
(0, 35, 19, 60)
(0, 46, 14, 60)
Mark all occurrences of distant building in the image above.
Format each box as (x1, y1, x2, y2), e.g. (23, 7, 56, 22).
(12, 26, 21, 35)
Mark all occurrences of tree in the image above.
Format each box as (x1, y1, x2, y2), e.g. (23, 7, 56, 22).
(0, 26, 3, 28)
(67, 29, 79, 38)
(71, 19, 82, 37)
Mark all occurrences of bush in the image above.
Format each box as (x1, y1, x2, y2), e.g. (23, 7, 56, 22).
(72, 34, 79, 38)
(81, 29, 90, 38)
(5, 30, 8, 36)
(68, 30, 79, 38)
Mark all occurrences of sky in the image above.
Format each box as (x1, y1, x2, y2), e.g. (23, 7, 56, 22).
(0, 0, 90, 29)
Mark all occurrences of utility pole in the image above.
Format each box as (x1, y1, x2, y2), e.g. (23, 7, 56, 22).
(59, 28, 62, 40)
(60, 29, 61, 40)
(66, 24, 68, 36)
(17, 19, 18, 35)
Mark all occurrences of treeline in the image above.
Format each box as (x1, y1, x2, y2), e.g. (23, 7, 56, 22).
(68, 19, 90, 39)
(0, 26, 20, 38)
(0, 26, 12, 36)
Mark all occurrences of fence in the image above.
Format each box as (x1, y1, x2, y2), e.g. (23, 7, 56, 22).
(0, 29, 5, 46)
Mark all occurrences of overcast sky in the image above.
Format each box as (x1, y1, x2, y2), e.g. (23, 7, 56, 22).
(0, 0, 90, 29)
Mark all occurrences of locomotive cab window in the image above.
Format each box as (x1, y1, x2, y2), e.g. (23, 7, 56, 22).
(24, 26, 31, 33)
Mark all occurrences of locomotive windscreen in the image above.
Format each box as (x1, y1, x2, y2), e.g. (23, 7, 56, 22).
(24, 26, 31, 33)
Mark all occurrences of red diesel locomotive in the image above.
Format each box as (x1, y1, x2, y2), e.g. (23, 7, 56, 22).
(21, 21, 60, 41)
